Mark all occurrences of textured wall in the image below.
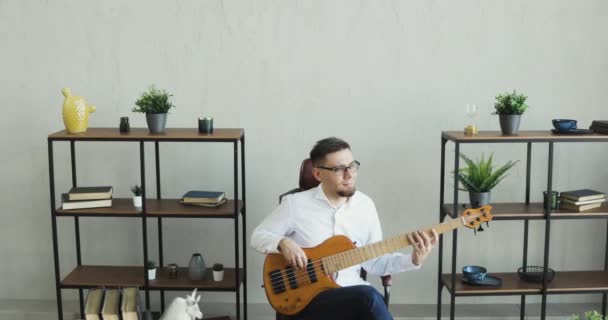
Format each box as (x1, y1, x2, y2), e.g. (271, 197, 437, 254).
(1, 0, 607, 309)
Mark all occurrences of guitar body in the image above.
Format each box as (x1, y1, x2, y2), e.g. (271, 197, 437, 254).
(263, 235, 355, 315)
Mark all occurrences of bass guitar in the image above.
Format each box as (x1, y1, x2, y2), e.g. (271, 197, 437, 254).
(263, 205, 493, 315)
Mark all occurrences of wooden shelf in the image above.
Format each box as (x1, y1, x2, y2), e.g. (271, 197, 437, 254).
(442, 130, 608, 143)
(150, 267, 243, 291)
(56, 199, 243, 218)
(48, 128, 244, 142)
(61, 265, 244, 291)
(444, 202, 608, 220)
(146, 199, 243, 218)
(442, 271, 608, 296)
(62, 266, 144, 288)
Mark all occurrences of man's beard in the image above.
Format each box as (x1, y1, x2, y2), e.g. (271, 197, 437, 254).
(337, 187, 356, 198)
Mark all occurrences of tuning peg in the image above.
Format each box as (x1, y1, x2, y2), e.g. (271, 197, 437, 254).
(486, 222, 490, 228)
(473, 228, 477, 236)
(477, 225, 484, 232)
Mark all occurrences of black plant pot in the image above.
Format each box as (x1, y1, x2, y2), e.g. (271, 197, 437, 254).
(499, 114, 521, 135)
(146, 113, 167, 133)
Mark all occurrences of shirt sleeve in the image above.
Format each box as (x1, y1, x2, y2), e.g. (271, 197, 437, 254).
(360, 201, 421, 276)
(250, 197, 294, 254)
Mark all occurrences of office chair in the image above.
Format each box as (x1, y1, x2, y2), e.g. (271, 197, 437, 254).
(275, 158, 392, 320)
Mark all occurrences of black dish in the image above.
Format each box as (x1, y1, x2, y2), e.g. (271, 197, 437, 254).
(518, 266, 555, 283)
(551, 128, 593, 135)
(462, 274, 502, 286)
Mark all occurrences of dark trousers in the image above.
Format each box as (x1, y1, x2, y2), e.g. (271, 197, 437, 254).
(294, 285, 393, 320)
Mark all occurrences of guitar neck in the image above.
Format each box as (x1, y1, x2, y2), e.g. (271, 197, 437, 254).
(322, 218, 463, 274)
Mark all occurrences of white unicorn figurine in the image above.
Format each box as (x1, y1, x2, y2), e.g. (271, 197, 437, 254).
(159, 288, 203, 320)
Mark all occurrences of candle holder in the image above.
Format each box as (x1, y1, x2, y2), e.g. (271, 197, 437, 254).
(198, 117, 213, 134)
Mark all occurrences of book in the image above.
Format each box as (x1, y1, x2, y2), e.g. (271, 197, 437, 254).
(560, 197, 606, 206)
(560, 189, 605, 202)
(121, 287, 140, 320)
(179, 198, 227, 207)
(85, 288, 104, 320)
(560, 202, 603, 212)
(590, 120, 608, 129)
(62, 194, 112, 210)
(101, 289, 120, 320)
(68, 186, 113, 201)
(182, 191, 225, 204)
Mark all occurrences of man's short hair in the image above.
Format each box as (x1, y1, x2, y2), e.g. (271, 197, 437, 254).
(310, 137, 351, 167)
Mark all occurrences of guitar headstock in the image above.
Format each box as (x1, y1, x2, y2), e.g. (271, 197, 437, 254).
(461, 205, 493, 229)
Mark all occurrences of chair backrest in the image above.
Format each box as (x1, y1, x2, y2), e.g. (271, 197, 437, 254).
(298, 158, 319, 191)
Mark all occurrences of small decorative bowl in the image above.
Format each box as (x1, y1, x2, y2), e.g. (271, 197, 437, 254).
(552, 119, 577, 131)
(462, 265, 487, 282)
(517, 265, 555, 283)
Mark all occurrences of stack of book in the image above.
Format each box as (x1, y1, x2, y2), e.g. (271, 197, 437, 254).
(62, 186, 113, 210)
(590, 120, 608, 134)
(180, 190, 226, 207)
(85, 287, 140, 320)
(559, 189, 606, 212)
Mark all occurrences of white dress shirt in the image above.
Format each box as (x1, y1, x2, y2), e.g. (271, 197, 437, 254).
(251, 184, 420, 287)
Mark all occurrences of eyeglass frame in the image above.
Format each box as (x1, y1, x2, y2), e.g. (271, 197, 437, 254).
(316, 160, 361, 176)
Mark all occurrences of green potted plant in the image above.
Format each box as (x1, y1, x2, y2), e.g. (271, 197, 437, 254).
(457, 153, 518, 208)
(569, 310, 606, 320)
(132, 85, 175, 133)
(146, 260, 157, 280)
(131, 185, 143, 207)
(493, 89, 529, 135)
(212, 263, 224, 282)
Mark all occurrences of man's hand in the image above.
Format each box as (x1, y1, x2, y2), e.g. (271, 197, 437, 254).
(408, 229, 438, 266)
(278, 237, 308, 270)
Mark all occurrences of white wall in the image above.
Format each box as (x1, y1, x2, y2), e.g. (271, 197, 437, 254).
(1, 0, 607, 309)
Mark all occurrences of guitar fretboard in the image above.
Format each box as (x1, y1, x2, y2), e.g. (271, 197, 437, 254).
(321, 218, 463, 274)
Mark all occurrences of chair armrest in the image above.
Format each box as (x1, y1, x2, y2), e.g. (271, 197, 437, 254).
(279, 188, 301, 204)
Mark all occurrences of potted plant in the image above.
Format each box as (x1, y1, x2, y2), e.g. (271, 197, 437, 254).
(132, 85, 175, 133)
(147, 260, 157, 280)
(457, 153, 518, 208)
(569, 310, 606, 320)
(493, 90, 529, 135)
(212, 263, 224, 282)
(131, 185, 143, 207)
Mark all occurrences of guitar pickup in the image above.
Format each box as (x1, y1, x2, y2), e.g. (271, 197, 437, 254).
(285, 267, 298, 289)
(269, 269, 286, 294)
(306, 259, 318, 283)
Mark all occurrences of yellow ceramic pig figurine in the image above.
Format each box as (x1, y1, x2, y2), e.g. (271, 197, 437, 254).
(62, 88, 96, 133)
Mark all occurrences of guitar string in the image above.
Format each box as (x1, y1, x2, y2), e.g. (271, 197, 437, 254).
(267, 214, 483, 286)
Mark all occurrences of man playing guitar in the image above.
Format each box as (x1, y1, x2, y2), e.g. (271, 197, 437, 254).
(251, 137, 438, 320)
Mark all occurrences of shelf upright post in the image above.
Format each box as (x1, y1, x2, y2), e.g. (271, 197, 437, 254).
(140, 141, 150, 310)
(540, 142, 554, 320)
(155, 140, 165, 312)
(521, 142, 532, 320)
(70, 140, 85, 318)
(450, 142, 460, 320)
(603, 218, 607, 316)
(437, 137, 447, 320)
(240, 135, 247, 320)
(233, 141, 241, 320)
(48, 139, 64, 320)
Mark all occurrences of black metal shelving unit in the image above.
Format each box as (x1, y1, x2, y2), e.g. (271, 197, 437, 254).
(48, 127, 247, 320)
(437, 130, 608, 320)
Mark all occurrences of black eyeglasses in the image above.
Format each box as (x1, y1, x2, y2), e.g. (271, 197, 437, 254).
(317, 161, 360, 176)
